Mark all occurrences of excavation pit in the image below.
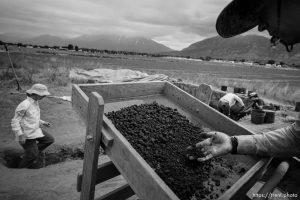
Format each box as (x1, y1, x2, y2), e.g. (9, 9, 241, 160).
(2, 146, 84, 169)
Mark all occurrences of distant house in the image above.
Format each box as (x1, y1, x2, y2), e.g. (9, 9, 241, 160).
(244, 62, 253, 65)
(59, 47, 68, 50)
(26, 45, 33, 48)
(275, 64, 282, 68)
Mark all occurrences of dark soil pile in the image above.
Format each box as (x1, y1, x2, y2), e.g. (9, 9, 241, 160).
(106, 102, 217, 200)
(4, 146, 84, 169)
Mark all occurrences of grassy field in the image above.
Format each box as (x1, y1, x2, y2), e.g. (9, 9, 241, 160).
(0, 48, 299, 105)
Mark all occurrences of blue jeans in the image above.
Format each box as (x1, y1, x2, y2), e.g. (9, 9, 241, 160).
(18, 130, 54, 168)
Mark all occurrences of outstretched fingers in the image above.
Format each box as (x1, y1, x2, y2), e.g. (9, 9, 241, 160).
(194, 132, 220, 162)
(196, 131, 216, 148)
(197, 154, 213, 162)
(195, 138, 212, 148)
(198, 147, 217, 161)
(201, 148, 210, 156)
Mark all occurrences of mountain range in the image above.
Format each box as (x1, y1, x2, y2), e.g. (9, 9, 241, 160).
(174, 35, 300, 65)
(1, 33, 300, 65)
(0, 33, 173, 53)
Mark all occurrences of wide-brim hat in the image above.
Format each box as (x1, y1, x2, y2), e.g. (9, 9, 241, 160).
(216, 0, 268, 38)
(249, 92, 258, 98)
(26, 83, 50, 96)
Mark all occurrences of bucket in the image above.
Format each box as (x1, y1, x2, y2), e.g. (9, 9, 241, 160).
(239, 88, 246, 94)
(264, 110, 275, 123)
(233, 87, 240, 93)
(295, 102, 300, 112)
(221, 85, 227, 92)
(251, 109, 266, 124)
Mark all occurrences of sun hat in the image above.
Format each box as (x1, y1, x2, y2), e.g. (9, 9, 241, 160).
(26, 84, 50, 96)
(216, 0, 269, 38)
(249, 92, 258, 98)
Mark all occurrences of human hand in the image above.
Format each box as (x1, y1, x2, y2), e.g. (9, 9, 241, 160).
(42, 121, 51, 127)
(195, 131, 232, 161)
(19, 134, 27, 144)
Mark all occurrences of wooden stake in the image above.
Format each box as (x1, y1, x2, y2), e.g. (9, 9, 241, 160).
(80, 92, 104, 200)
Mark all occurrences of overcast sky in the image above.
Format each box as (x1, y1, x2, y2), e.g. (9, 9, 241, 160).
(0, 0, 264, 50)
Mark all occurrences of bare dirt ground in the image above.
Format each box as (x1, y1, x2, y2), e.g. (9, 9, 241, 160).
(0, 83, 299, 200)
(0, 84, 85, 200)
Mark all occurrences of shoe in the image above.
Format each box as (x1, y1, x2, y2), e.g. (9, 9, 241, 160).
(7, 156, 22, 168)
(27, 160, 43, 169)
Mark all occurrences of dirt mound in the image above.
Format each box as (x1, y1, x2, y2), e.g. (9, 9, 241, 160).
(3, 146, 84, 169)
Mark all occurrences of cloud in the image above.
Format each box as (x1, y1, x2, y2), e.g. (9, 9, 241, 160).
(0, 0, 235, 49)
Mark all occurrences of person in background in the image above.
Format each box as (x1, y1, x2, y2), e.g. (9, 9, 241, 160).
(11, 84, 55, 168)
(248, 92, 264, 110)
(218, 93, 245, 118)
(196, 0, 300, 160)
(242, 92, 265, 115)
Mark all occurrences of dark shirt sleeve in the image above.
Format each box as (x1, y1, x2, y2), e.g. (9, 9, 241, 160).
(257, 99, 264, 106)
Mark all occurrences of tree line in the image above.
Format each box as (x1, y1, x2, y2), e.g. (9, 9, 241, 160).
(0, 40, 166, 58)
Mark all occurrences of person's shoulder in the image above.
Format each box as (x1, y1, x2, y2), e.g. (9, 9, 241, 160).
(16, 99, 31, 111)
(225, 93, 234, 97)
(232, 93, 240, 98)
